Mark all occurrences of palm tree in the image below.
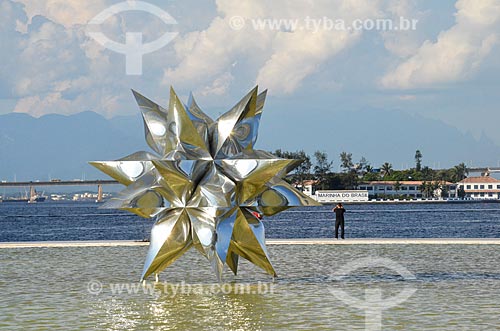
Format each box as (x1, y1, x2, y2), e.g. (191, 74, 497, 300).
(314, 151, 333, 190)
(453, 163, 468, 182)
(415, 150, 423, 171)
(394, 180, 401, 197)
(381, 162, 393, 178)
(420, 181, 428, 198)
(421, 181, 439, 198)
(340, 152, 354, 172)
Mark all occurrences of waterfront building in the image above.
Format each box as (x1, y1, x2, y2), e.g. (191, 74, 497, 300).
(456, 176, 500, 200)
(294, 180, 319, 197)
(315, 190, 369, 203)
(357, 181, 456, 199)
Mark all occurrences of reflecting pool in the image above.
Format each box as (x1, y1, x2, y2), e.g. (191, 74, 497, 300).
(1, 244, 499, 330)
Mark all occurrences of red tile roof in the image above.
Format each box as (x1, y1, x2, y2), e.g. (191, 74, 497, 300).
(295, 180, 320, 186)
(458, 176, 500, 184)
(360, 181, 454, 185)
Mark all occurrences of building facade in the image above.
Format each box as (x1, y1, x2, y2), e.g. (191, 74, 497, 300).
(456, 176, 500, 200)
(357, 181, 456, 199)
(294, 180, 319, 197)
(315, 190, 369, 203)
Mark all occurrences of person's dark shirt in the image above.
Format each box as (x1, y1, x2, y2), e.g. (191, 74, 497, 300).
(333, 207, 346, 220)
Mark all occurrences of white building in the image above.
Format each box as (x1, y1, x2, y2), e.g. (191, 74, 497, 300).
(357, 181, 456, 199)
(456, 176, 500, 200)
(294, 180, 319, 197)
(315, 190, 369, 203)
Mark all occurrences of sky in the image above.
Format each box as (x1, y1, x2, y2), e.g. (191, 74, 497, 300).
(1, 0, 500, 151)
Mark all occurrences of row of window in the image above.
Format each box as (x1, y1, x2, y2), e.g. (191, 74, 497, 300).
(466, 193, 499, 198)
(461, 184, 500, 190)
(359, 186, 456, 191)
(359, 186, 418, 191)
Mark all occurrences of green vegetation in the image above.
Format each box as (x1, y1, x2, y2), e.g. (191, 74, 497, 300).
(272, 149, 469, 191)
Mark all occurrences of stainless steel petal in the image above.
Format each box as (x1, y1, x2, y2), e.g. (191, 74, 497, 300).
(89, 160, 154, 186)
(210, 87, 257, 158)
(141, 209, 192, 280)
(132, 89, 171, 155)
(229, 208, 277, 277)
(188, 164, 236, 207)
(152, 159, 210, 205)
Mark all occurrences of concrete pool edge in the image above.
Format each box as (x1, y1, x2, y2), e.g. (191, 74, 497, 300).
(2, 238, 500, 248)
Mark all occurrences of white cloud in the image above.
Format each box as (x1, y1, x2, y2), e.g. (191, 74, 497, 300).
(13, 17, 88, 96)
(381, 0, 500, 89)
(1, 0, 176, 118)
(14, 0, 110, 27)
(13, 92, 71, 117)
(4, 0, 499, 122)
(13, 88, 124, 118)
(255, 30, 359, 94)
(164, 0, 382, 95)
(200, 72, 234, 96)
(381, 0, 426, 58)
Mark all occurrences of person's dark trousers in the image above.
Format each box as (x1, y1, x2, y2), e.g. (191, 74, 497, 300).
(335, 218, 345, 239)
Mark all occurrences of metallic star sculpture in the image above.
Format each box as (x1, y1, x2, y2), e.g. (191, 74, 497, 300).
(90, 86, 319, 281)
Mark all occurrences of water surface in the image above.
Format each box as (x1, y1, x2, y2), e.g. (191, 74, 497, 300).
(1, 202, 500, 241)
(1, 244, 499, 330)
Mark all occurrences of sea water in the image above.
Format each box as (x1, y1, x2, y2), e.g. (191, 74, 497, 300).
(1, 202, 500, 241)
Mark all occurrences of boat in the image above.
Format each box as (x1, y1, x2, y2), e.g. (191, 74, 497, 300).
(3, 196, 47, 203)
(2, 190, 47, 203)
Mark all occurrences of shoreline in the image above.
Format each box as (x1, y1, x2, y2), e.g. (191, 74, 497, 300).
(327, 199, 500, 205)
(2, 199, 498, 205)
(2, 238, 500, 248)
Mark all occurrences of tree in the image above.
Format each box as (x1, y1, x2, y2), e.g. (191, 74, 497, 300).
(273, 149, 286, 158)
(314, 151, 333, 190)
(340, 152, 354, 173)
(420, 181, 429, 198)
(272, 149, 313, 188)
(394, 181, 401, 195)
(294, 150, 312, 191)
(421, 181, 439, 198)
(341, 172, 359, 190)
(452, 163, 468, 182)
(440, 182, 449, 198)
(457, 185, 466, 199)
(421, 166, 433, 180)
(415, 150, 423, 172)
(381, 162, 393, 178)
(357, 157, 369, 176)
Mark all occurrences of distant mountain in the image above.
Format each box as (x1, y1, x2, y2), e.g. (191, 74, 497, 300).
(1, 109, 499, 181)
(0, 111, 147, 181)
(256, 107, 500, 170)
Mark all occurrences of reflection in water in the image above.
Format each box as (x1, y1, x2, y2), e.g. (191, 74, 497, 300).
(2, 245, 500, 330)
(89, 284, 281, 330)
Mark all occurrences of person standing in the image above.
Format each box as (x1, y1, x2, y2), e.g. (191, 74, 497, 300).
(333, 203, 346, 239)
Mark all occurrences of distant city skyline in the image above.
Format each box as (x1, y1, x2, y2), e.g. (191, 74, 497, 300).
(1, 0, 500, 164)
